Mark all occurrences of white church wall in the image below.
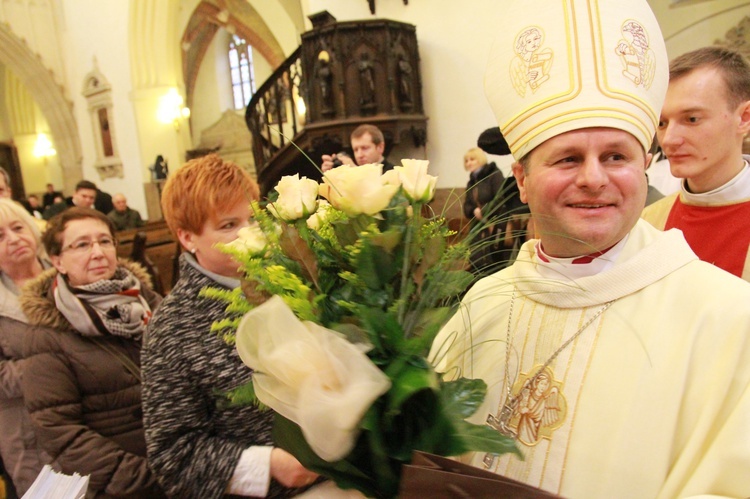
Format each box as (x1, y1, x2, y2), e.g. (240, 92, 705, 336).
(191, 28, 231, 147)
(252, 46, 274, 91)
(647, 0, 749, 56)
(0, 65, 10, 141)
(58, 0, 148, 216)
(0, 0, 67, 89)
(249, 0, 301, 55)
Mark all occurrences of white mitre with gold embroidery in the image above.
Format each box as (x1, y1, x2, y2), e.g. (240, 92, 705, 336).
(485, 0, 668, 160)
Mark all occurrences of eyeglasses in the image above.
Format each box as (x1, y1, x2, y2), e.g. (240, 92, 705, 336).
(62, 236, 117, 254)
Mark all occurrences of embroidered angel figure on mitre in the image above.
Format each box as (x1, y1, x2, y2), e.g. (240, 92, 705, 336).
(615, 20, 656, 89)
(510, 26, 553, 97)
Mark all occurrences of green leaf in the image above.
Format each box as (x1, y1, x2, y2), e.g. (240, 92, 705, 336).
(378, 388, 448, 460)
(361, 406, 400, 496)
(272, 414, 385, 497)
(450, 419, 522, 458)
(439, 377, 489, 419)
(356, 242, 397, 290)
(217, 381, 266, 410)
(369, 228, 403, 253)
(416, 233, 445, 273)
(382, 191, 410, 225)
(358, 307, 404, 354)
(407, 306, 455, 338)
(429, 377, 522, 458)
(384, 358, 438, 414)
(329, 322, 372, 347)
(331, 218, 360, 247)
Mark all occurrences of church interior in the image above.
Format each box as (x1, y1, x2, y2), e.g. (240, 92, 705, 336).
(2, 1, 750, 497)
(0, 0, 748, 223)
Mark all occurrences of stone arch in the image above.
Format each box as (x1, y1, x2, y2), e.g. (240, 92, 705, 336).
(181, 1, 287, 110)
(0, 23, 83, 193)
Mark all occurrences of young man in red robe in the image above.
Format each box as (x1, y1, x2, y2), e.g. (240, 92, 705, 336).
(642, 47, 750, 280)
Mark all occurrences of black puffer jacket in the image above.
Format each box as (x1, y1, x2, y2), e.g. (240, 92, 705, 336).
(463, 162, 504, 222)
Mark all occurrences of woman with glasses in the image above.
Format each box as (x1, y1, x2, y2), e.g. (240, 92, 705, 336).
(0, 198, 51, 495)
(19, 207, 164, 498)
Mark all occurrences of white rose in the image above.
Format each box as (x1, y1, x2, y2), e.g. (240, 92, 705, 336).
(318, 164, 399, 216)
(267, 174, 319, 221)
(381, 169, 401, 187)
(227, 224, 269, 255)
(306, 200, 333, 230)
(394, 159, 437, 203)
(236, 295, 392, 462)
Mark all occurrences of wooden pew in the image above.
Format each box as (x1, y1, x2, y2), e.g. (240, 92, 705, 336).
(116, 220, 179, 294)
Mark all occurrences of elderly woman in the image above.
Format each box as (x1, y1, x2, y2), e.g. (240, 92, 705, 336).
(19, 207, 163, 498)
(142, 154, 316, 498)
(0, 199, 50, 495)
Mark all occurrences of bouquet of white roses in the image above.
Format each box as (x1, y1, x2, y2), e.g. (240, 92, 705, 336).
(207, 160, 519, 498)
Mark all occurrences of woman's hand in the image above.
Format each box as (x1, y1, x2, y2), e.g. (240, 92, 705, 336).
(270, 448, 319, 488)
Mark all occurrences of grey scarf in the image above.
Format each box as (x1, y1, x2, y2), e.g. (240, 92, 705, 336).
(53, 266, 152, 339)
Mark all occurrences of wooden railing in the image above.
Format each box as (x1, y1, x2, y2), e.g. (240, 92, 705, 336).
(244, 15, 428, 196)
(245, 47, 304, 175)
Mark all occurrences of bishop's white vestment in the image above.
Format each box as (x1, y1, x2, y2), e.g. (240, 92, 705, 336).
(431, 220, 750, 498)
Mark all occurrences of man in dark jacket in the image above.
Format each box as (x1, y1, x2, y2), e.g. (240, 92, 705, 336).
(64, 180, 114, 215)
(42, 184, 63, 209)
(320, 124, 395, 172)
(108, 193, 145, 231)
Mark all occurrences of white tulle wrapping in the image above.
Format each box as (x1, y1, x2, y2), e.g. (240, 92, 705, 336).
(235, 295, 391, 462)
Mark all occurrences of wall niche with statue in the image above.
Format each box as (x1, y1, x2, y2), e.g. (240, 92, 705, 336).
(82, 59, 123, 180)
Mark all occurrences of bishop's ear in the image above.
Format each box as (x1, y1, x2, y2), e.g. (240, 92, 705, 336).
(512, 162, 528, 204)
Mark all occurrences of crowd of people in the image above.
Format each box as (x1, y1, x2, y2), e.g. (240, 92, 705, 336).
(2, 0, 750, 497)
(2, 176, 146, 232)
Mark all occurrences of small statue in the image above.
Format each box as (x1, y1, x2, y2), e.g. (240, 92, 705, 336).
(317, 51, 334, 114)
(358, 53, 376, 110)
(397, 54, 413, 110)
